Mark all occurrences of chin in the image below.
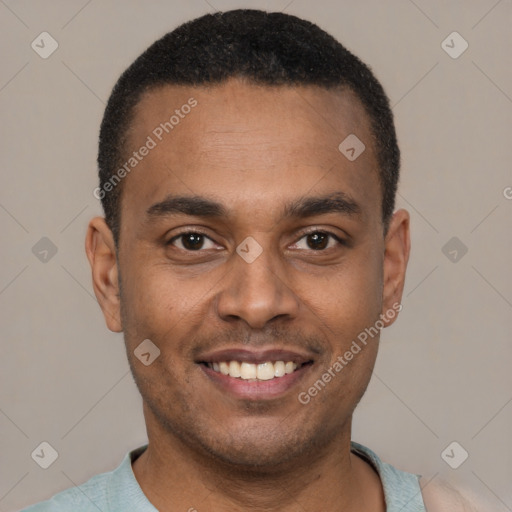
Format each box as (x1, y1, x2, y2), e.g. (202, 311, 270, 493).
(205, 442, 302, 472)
(190, 422, 322, 473)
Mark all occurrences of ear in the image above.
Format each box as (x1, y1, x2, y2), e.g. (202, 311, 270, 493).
(85, 217, 122, 332)
(381, 209, 410, 327)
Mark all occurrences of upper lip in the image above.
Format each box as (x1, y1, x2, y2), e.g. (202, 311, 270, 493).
(196, 348, 315, 365)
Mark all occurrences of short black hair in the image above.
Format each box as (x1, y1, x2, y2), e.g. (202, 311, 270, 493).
(98, 9, 399, 244)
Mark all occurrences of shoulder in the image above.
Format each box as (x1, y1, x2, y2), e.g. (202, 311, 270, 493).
(19, 466, 114, 512)
(19, 446, 148, 512)
(352, 442, 495, 512)
(420, 477, 494, 512)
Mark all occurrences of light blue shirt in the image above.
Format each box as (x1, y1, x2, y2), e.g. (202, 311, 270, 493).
(20, 442, 426, 511)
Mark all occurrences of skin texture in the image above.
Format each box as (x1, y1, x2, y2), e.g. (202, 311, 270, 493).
(86, 78, 410, 511)
(421, 478, 496, 512)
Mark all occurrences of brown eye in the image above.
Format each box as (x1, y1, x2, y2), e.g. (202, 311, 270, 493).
(306, 232, 329, 250)
(169, 232, 216, 251)
(292, 231, 345, 251)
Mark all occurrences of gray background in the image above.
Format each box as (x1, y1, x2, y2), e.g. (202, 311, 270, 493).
(1, 0, 511, 510)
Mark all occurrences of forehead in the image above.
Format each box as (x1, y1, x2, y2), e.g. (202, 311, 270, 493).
(120, 79, 381, 228)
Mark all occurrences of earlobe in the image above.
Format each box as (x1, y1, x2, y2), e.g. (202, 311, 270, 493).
(85, 217, 123, 332)
(381, 209, 410, 327)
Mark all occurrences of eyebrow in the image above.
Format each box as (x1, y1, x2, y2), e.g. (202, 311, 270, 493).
(146, 192, 361, 221)
(282, 192, 361, 219)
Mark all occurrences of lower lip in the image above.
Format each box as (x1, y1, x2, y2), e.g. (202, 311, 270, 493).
(200, 363, 313, 400)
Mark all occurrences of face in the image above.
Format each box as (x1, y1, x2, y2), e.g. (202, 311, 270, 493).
(87, 78, 409, 470)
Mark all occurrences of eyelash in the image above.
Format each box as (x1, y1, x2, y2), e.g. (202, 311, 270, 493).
(167, 229, 346, 252)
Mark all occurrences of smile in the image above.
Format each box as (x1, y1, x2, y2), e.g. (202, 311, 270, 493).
(206, 360, 300, 381)
(197, 349, 316, 400)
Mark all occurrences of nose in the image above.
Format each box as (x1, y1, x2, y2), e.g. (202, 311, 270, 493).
(215, 241, 300, 330)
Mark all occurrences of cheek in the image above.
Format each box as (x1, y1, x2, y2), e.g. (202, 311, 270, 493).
(120, 265, 197, 404)
(119, 259, 222, 365)
(329, 251, 383, 386)
(319, 249, 383, 332)
(119, 262, 180, 345)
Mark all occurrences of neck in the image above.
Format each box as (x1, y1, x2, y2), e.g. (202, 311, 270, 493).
(132, 416, 385, 512)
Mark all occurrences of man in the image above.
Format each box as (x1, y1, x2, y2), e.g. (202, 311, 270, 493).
(22, 9, 481, 512)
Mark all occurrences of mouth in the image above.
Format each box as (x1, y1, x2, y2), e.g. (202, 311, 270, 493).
(205, 360, 307, 380)
(196, 349, 315, 400)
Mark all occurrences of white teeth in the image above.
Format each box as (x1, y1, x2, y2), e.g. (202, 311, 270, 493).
(274, 361, 286, 377)
(240, 362, 257, 380)
(257, 362, 275, 381)
(210, 360, 299, 380)
(285, 361, 295, 374)
(229, 360, 241, 378)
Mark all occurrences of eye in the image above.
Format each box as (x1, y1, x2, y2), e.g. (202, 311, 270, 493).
(168, 231, 218, 251)
(291, 231, 345, 251)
